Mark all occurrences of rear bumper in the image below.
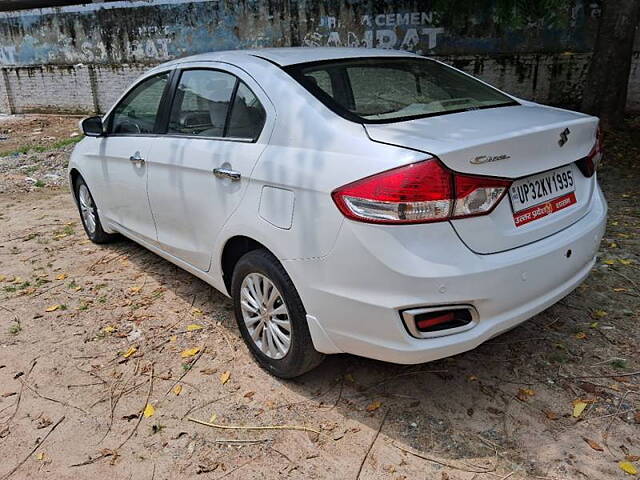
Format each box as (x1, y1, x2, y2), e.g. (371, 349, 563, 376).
(284, 185, 607, 364)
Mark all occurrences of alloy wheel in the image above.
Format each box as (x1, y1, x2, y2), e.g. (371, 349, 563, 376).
(240, 273, 291, 359)
(78, 184, 96, 234)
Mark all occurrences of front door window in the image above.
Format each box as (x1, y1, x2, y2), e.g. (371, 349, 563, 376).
(109, 73, 169, 134)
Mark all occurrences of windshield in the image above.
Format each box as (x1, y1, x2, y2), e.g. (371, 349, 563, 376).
(285, 57, 518, 124)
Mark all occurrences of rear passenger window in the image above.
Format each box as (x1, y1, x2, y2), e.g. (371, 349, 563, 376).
(168, 70, 235, 137)
(226, 82, 266, 140)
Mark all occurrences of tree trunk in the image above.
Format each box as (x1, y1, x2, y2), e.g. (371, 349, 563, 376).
(581, 0, 640, 129)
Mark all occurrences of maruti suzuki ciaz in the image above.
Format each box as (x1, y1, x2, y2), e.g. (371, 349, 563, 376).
(70, 48, 607, 378)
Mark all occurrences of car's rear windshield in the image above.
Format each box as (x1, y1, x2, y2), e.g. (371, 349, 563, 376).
(284, 57, 519, 124)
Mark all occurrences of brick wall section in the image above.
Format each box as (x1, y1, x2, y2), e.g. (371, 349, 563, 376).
(0, 54, 637, 115)
(0, 63, 151, 114)
(0, 70, 11, 113)
(5, 65, 94, 113)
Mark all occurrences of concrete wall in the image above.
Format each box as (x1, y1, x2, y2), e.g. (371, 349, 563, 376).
(0, 0, 637, 114)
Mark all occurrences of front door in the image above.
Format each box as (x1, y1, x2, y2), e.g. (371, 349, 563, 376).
(147, 66, 272, 271)
(90, 72, 171, 243)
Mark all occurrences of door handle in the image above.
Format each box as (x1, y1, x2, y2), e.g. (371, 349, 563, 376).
(213, 168, 241, 181)
(129, 152, 145, 165)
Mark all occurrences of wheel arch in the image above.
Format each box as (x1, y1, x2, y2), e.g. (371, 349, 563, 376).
(69, 168, 82, 204)
(220, 235, 271, 295)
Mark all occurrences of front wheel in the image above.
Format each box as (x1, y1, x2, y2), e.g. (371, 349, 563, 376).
(74, 176, 118, 244)
(231, 249, 324, 378)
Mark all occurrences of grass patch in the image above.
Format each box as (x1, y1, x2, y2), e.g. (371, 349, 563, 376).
(0, 135, 84, 158)
(610, 359, 627, 369)
(52, 136, 84, 149)
(8, 323, 21, 335)
(77, 302, 90, 311)
(34, 180, 45, 188)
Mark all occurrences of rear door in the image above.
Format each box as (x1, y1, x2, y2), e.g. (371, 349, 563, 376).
(147, 64, 273, 271)
(87, 71, 171, 242)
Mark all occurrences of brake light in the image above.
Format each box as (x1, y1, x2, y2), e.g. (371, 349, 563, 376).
(577, 126, 603, 178)
(331, 158, 511, 224)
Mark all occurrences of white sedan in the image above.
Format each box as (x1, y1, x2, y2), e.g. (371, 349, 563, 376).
(70, 48, 607, 377)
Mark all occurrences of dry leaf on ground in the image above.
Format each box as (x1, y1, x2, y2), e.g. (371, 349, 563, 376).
(143, 403, 155, 418)
(220, 371, 230, 384)
(181, 347, 200, 358)
(619, 461, 638, 475)
(583, 437, 604, 451)
(572, 400, 588, 418)
(123, 346, 137, 358)
(366, 400, 382, 412)
(517, 388, 536, 401)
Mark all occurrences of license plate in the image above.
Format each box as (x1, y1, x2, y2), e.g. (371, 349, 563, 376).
(509, 165, 577, 227)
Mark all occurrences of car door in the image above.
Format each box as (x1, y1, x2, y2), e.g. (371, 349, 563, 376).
(146, 65, 274, 271)
(88, 71, 171, 243)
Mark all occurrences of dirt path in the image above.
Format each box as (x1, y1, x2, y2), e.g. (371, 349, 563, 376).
(0, 116, 638, 479)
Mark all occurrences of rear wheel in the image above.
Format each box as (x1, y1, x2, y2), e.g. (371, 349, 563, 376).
(231, 249, 324, 378)
(74, 177, 118, 244)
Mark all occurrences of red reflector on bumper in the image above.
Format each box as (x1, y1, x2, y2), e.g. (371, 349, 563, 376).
(416, 312, 456, 330)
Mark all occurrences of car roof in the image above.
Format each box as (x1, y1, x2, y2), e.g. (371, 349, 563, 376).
(154, 47, 421, 70)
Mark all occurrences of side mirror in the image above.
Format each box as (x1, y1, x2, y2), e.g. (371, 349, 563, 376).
(81, 116, 104, 137)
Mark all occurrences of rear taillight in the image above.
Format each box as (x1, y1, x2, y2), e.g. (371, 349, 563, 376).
(452, 174, 511, 218)
(331, 158, 510, 224)
(577, 126, 603, 178)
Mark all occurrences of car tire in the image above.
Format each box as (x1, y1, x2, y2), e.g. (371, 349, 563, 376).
(74, 176, 118, 244)
(231, 249, 324, 378)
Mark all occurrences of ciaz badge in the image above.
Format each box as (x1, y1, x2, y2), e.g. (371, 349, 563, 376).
(470, 154, 511, 165)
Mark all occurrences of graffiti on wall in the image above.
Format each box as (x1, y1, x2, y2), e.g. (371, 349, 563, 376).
(0, 0, 604, 66)
(303, 11, 444, 53)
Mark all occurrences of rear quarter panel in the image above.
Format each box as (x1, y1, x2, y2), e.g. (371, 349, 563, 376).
(212, 62, 426, 271)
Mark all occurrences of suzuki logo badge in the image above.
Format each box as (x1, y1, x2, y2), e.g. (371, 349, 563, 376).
(558, 128, 570, 147)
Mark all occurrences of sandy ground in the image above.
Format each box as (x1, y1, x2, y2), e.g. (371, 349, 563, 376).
(0, 115, 638, 480)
